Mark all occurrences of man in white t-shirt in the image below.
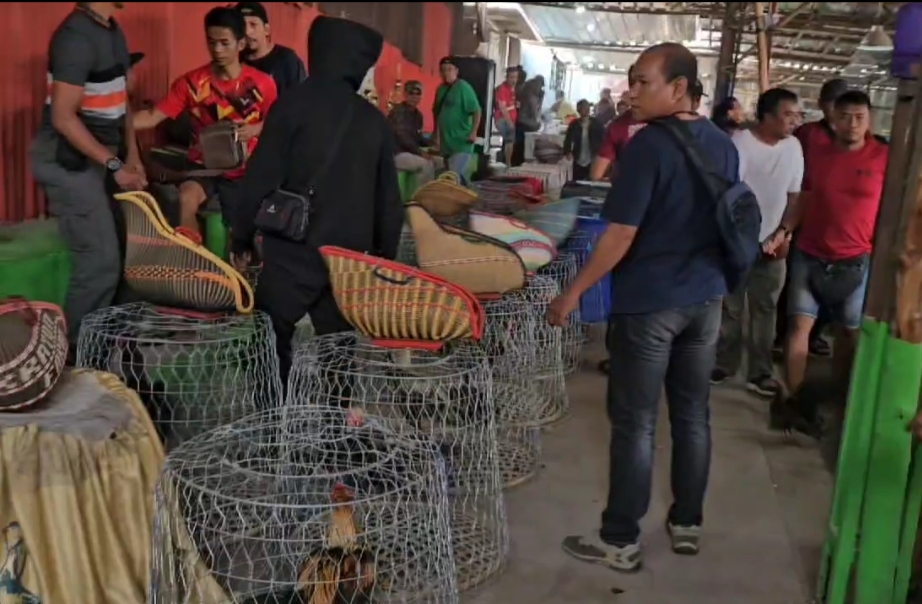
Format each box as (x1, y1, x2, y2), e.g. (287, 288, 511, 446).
(711, 88, 804, 397)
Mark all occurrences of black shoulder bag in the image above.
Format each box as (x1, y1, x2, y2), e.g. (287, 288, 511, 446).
(254, 102, 355, 242)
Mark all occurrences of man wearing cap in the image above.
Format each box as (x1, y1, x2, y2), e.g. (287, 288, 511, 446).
(388, 80, 435, 187)
(234, 1, 306, 96)
(433, 57, 482, 184)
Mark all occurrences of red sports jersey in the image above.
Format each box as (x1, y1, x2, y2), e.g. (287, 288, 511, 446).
(157, 63, 278, 179)
(598, 111, 646, 163)
(798, 136, 889, 261)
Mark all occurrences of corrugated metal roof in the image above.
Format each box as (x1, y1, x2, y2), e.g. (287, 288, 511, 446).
(522, 4, 697, 46)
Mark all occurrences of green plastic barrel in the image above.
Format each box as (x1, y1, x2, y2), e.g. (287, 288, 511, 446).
(0, 219, 71, 307)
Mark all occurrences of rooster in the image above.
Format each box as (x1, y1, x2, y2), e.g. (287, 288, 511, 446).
(296, 484, 377, 604)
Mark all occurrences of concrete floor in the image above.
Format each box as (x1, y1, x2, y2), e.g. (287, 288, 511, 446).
(469, 349, 835, 604)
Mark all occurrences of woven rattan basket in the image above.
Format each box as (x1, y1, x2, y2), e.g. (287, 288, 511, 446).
(0, 299, 68, 411)
(469, 210, 557, 272)
(320, 246, 484, 350)
(412, 172, 479, 219)
(406, 203, 526, 296)
(115, 191, 254, 314)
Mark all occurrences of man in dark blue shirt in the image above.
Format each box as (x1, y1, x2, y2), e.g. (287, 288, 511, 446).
(548, 43, 738, 571)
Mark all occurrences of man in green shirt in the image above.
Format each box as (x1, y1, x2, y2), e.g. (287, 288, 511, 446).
(433, 56, 482, 184)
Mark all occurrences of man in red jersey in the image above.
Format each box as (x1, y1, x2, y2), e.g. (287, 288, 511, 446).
(764, 90, 888, 437)
(775, 78, 849, 357)
(133, 6, 277, 240)
(590, 66, 646, 182)
(494, 66, 518, 164)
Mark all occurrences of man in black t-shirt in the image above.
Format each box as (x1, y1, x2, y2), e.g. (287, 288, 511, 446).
(234, 2, 306, 96)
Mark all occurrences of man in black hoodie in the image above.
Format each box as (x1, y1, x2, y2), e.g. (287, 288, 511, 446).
(231, 16, 404, 382)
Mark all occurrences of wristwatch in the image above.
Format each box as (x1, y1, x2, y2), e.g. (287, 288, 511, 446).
(105, 157, 124, 173)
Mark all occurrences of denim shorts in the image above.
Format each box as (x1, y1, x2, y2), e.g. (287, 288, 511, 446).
(787, 248, 869, 330)
(496, 119, 515, 142)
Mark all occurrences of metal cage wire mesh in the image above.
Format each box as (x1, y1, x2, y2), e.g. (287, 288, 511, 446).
(151, 406, 459, 604)
(286, 334, 508, 592)
(537, 251, 586, 374)
(478, 295, 543, 489)
(517, 276, 570, 424)
(396, 224, 418, 267)
(76, 302, 281, 449)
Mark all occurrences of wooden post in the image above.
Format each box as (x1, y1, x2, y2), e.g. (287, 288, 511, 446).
(754, 2, 771, 92)
(713, 2, 740, 106)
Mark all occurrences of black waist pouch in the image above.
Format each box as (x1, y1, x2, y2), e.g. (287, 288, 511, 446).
(807, 253, 869, 308)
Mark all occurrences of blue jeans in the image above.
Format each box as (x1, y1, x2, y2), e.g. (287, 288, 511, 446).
(444, 152, 474, 185)
(601, 299, 721, 546)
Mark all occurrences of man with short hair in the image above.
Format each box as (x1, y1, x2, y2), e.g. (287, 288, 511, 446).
(774, 78, 851, 356)
(712, 88, 804, 398)
(591, 65, 645, 182)
(765, 90, 888, 436)
(548, 42, 740, 570)
(30, 1, 147, 346)
(133, 6, 278, 240)
(388, 80, 435, 187)
(234, 1, 305, 96)
(563, 99, 604, 182)
(494, 66, 518, 164)
(433, 57, 481, 185)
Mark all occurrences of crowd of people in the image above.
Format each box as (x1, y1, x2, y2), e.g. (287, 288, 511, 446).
(35, 1, 890, 578)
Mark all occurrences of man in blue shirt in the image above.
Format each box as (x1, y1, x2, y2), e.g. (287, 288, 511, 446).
(548, 43, 738, 571)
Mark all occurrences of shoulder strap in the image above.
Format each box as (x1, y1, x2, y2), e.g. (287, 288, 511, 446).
(435, 82, 455, 119)
(648, 117, 727, 201)
(303, 99, 355, 197)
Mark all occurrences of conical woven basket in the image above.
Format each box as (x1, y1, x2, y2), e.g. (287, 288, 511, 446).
(406, 203, 526, 296)
(0, 299, 68, 411)
(320, 246, 484, 350)
(412, 172, 479, 219)
(116, 191, 254, 314)
(469, 210, 557, 272)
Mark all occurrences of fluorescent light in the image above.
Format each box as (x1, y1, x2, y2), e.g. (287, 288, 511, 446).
(858, 25, 893, 51)
(575, 5, 585, 14)
(587, 22, 596, 32)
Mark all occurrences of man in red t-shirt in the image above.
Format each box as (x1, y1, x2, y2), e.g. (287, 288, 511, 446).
(590, 65, 645, 182)
(133, 6, 277, 239)
(764, 90, 888, 435)
(775, 78, 849, 358)
(494, 66, 518, 165)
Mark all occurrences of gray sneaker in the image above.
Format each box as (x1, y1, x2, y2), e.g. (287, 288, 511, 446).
(666, 521, 700, 555)
(561, 533, 642, 572)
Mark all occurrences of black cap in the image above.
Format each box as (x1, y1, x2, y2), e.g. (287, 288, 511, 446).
(819, 78, 849, 104)
(405, 80, 423, 93)
(439, 56, 457, 68)
(691, 79, 707, 100)
(235, 1, 268, 24)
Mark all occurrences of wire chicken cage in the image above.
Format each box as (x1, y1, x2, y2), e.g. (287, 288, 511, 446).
(76, 302, 281, 449)
(151, 406, 458, 604)
(517, 275, 570, 424)
(286, 333, 508, 592)
(396, 224, 417, 267)
(478, 295, 543, 488)
(537, 251, 586, 374)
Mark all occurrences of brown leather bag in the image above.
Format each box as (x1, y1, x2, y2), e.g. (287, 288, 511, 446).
(198, 122, 247, 171)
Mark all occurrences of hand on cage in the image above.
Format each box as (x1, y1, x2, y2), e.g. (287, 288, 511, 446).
(546, 290, 579, 327)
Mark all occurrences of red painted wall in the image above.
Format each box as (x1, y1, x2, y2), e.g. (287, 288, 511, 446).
(0, 2, 451, 222)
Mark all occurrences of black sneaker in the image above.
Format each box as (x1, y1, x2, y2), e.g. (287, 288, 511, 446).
(746, 375, 781, 398)
(769, 392, 822, 439)
(710, 369, 731, 385)
(810, 337, 831, 357)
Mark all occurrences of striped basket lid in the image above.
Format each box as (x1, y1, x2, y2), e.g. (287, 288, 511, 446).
(0, 299, 68, 411)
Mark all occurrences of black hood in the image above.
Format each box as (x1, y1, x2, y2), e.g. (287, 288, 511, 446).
(308, 16, 383, 91)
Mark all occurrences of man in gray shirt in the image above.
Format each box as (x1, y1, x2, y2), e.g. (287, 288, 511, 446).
(30, 2, 146, 346)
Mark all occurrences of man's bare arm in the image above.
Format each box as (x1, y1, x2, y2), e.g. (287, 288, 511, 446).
(133, 108, 169, 132)
(50, 82, 116, 166)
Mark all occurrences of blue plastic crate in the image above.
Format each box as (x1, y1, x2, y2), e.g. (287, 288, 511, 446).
(562, 215, 611, 324)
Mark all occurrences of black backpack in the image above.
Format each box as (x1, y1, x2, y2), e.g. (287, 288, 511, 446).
(650, 117, 762, 292)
